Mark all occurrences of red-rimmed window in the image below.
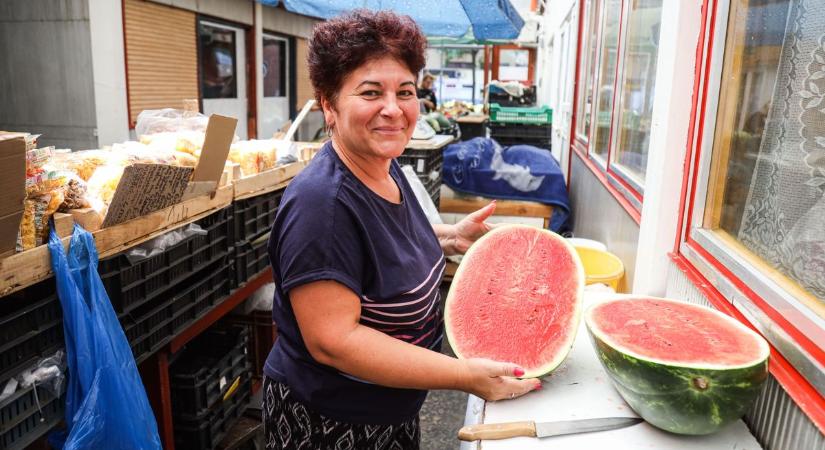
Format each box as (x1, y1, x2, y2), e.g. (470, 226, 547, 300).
(677, 0, 825, 425)
(571, 0, 664, 216)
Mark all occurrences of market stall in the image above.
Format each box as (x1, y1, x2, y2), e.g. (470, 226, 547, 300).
(0, 110, 322, 450)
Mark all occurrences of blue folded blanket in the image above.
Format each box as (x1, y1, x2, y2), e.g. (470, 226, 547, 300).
(442, 137, 570, 232)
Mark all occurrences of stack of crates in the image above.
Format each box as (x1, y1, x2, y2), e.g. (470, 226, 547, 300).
(487, 103, 553, 151)
(0, 279, 65, 450)
(396, 149, 443, 208)
(232, 189, 284, 287)
(170, 324, 252, 450)
(102, 206, 235, 363)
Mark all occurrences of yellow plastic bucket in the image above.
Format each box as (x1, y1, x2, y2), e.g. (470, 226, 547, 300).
(574, 246, 625, 292)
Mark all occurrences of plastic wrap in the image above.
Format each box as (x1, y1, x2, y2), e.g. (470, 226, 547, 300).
(0, 350, 66, 404)
(125, 223, 206, 263)
(135, 108, 210, 137)
(244, 282, 276, 313)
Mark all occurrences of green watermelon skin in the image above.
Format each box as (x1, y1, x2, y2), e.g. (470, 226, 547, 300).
(588, 330, 768, 435)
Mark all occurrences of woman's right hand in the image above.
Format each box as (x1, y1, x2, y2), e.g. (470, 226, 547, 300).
(459, 358, 542, 401)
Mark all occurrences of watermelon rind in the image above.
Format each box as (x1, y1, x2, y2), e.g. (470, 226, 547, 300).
(444, 224, 585, 379)
(584, 297, 770, 435)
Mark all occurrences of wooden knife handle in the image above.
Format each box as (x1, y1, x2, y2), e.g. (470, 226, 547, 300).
(458, 421, 537, 441)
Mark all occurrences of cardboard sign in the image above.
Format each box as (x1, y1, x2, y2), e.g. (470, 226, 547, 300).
(102, 164, 193, 228)
(101, 114, 236, 228)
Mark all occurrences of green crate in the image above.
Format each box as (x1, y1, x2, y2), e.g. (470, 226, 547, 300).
(489, 104, 553, 125)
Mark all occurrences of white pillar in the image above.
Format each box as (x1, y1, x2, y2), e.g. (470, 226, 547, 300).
(632, 0, 704, 295)
(89, 0, 130, 146)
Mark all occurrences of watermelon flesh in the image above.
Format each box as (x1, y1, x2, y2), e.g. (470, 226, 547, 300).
(585, 297, 770, 435)
(445, 225, 584, 378)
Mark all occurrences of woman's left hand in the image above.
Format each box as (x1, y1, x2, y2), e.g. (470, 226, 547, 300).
(444, 201, 497, 255)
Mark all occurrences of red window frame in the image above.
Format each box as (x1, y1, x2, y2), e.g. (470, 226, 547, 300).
(671, 0, 825, 430)
(569, 0, 644, 224)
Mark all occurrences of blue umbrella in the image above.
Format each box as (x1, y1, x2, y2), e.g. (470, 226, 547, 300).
(257, 0, 524, 40)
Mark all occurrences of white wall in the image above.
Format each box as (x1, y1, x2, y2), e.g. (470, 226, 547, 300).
(632, 0, 704, 295)
(89, 0, 130, 147)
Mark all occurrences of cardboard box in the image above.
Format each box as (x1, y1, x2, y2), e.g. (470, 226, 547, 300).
(0, 134, 26, 257)
(101, 114, 236, 228)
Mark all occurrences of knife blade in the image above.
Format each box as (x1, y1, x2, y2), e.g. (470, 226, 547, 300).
(457, 417, 643, 441)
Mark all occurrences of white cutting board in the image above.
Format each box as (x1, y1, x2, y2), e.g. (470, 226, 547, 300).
(468, 291, 764, 450)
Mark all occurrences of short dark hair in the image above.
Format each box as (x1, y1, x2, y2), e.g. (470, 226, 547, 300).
(308, 9, 427, 105)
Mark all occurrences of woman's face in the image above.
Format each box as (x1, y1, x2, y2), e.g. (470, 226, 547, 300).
(323, 57, 419, 160)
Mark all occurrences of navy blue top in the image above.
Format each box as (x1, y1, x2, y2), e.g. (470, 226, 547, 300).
(264, 141, 445, 425)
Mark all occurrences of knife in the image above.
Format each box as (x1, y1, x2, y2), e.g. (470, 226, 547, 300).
(457, 417, 643, 441)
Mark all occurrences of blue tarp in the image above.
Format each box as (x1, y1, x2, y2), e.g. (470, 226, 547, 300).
(443, 138, 571, 232)
(256, 0, 523, 40)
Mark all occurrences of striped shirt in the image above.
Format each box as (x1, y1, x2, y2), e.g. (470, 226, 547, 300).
(265, 142, 445, 425)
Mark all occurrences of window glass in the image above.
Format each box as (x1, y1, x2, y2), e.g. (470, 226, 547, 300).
(199, 23, 237, 99)
(263, 36, 287, 97)
(590, 0, 622, 159)
(576, 0, 600, 141)
(611, 0, 663, 183)
(705, 0, 825, 302)
(499, 49, 530, 81)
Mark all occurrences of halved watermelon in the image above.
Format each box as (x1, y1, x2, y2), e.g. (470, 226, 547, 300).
(445, 225, 585, 378)
(585, 297, 770, 435)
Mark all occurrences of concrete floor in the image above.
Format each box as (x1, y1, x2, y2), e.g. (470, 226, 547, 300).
(418, 283, 469, 450)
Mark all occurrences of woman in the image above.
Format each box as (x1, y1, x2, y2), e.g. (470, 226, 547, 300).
(417, 73, 438, 113)
(264, 10, 540, 449)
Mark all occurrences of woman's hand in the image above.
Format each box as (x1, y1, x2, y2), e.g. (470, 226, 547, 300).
(436, 202, 497, 256)
(458, 357, 541, 401)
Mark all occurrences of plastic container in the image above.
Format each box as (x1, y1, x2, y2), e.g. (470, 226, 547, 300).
(100, 206, 233, 314)
(0, 384, 64, 450)
(233, 189, 284, 245)
(172, 378, 251, 450)
(567, 238, 607, 252)
(396, 148, 444, 178)
(170, 325, 250, 417)
(574, 246, 625, 292)
(234, 234, 271, 288)
(489, 103, 553, 125)
(0, 279, 64, 384)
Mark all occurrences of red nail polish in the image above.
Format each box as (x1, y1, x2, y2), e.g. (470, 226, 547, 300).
(534, 384, 542, 391)
(514, 368, 525, 377)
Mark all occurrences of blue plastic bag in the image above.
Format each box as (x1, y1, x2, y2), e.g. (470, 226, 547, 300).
(48, 223, 162, 450)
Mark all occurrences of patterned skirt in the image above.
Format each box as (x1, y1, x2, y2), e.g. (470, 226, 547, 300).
(262, 376, 420, 450)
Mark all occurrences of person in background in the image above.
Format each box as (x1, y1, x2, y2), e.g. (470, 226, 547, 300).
(262, 9, 539, 450)
(417, 73, 438, 112)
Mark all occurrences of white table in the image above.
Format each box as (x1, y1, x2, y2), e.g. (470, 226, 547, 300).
(461, 291, 763, 450)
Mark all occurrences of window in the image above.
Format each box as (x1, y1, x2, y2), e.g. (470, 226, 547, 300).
(498, 49, 530, 82)
(575, 0, 600, 142)
(683, 0, 825, 396)
(611, 0, 663, 184)
(423, 47, 484, 104)
(590, 0, 622, 160)
(199, 23, 237, 99)
(702, 0, 825, 304)
(263, 35, 287, 97)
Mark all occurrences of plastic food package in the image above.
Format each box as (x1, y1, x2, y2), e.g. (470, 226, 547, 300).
(228, 140, 279, 177)
(17, 190, 65, 251)
(47, 149, 114, 181)
(135, 108, 210, 137)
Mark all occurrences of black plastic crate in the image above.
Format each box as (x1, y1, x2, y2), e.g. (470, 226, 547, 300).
(396, 148, 443, 178)
(489, 122, 552, 140)
(100, 207, 233, 315)
(0, 280, 64, 384)
(0, 385, 64, 450)
(234, 235, 270, 287)
(172, 378, 251, 450)
(121, 256, 232, 364)
(233, 190, 284, 245)
(170, 325, 249, 417)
